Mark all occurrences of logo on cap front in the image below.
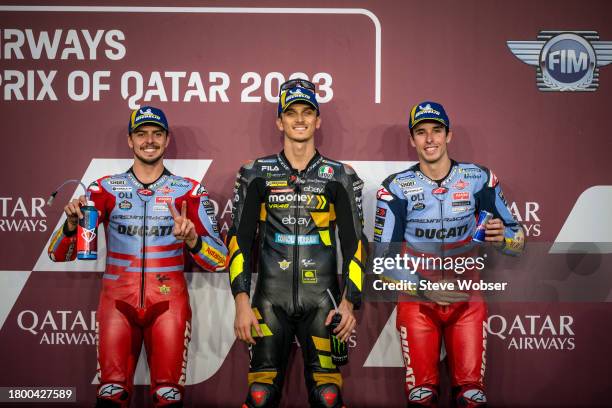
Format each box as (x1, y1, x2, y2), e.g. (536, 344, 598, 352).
(410, 102, 448, 129)
(289, 88, 311, 98)
(507, 30, 612, 91)
(415, 104, 441, 118)
(135, 108, 162, 123)
(285, 87, 315, 105)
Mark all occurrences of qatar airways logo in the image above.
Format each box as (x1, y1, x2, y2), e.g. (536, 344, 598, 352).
(509, 201, 541, 237)
(17, 309, 97, 346)
(487, 314, 575, 351)
(0, 197, 48, 232)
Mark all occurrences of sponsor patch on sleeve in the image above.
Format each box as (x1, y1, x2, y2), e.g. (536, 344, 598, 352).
(88, 180, 101, 193)
(488, 171, 499, 188)
(376, 187, 393, 202)
(191, 182, 208, 197)
(498, 190, 508, 206)
(353, 180, 365, 191)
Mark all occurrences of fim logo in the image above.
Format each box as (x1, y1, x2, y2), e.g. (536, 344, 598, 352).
(507, 30, 612, 91)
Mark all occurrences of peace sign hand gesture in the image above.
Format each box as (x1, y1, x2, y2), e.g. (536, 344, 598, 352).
(167, 201, 198, 249)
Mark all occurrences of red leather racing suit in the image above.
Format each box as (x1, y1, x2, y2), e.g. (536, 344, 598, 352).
(48, 168, 227, 407)
(374, 161, 524, 407)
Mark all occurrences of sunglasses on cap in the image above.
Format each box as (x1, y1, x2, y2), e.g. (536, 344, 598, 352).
(279, 78, 316, 93)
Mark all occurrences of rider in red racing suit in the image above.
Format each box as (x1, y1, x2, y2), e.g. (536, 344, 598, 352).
(47, 106, 227, 408)
(374, 102, 524, 407)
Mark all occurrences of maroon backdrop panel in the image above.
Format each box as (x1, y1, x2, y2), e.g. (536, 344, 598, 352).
(1, 1, 611, 407)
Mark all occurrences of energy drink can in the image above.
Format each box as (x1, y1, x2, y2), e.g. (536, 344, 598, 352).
(77, 201, 98, 260)
(330, 313, 348, 366)
(472, 210, 493, 243)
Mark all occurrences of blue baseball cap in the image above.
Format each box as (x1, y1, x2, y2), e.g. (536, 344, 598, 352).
(278, 85, 320, 117)
(409, 101, 450, 130)
(128, 106, 169, 133)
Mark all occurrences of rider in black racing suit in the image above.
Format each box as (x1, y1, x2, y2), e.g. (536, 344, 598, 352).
(228, 79, 367, 408)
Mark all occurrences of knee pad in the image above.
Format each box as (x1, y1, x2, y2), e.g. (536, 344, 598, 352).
(309, 384, 344, 408)
(152, 384, 184, 407)
(407, 385, 438, 407)
(454, 386, 487, 407)
(244, 382, 280, 408)
(96, 383, 129, 408)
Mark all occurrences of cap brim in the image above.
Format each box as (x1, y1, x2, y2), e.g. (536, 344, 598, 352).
(282, 99, 319, 113)
(131, 121, 168, 132)
(410, 117, 448, 129)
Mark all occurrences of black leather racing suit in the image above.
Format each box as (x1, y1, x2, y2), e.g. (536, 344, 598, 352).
(228, 150, 367, 407)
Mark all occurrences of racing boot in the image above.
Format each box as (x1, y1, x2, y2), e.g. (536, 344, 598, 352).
(454, 385, 487, 407)
(152, 384, 184, 407)
(95, 383, 130, 408)
(407, 385, 438, 407)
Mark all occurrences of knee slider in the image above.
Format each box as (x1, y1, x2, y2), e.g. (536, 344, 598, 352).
(310, 384, 344, 408)
(152, 384, 183, 407)
(407, 385, 437, 407)
(96, 383, 129, 408)
(455, 387, 487, 407)
(245, 382, 279, 408)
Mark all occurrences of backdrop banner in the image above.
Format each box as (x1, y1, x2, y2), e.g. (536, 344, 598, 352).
(1, 1, 611, 407)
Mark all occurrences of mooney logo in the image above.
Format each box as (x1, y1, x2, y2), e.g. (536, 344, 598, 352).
(269, 193, 314, 205)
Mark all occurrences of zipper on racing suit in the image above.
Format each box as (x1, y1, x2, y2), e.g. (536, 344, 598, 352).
(140, 200, 147, 308)
(438, 196, 446, 311)
(439, 196, 445, 279)
(292, 181, 301, 311)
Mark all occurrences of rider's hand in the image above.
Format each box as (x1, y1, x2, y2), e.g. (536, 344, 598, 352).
(167, 201, 198, 248)
(234, 293, 263, 345)
(63, 195, 88, 232)
(485, 218, 505, 248)
(325, 298, 356, 342)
